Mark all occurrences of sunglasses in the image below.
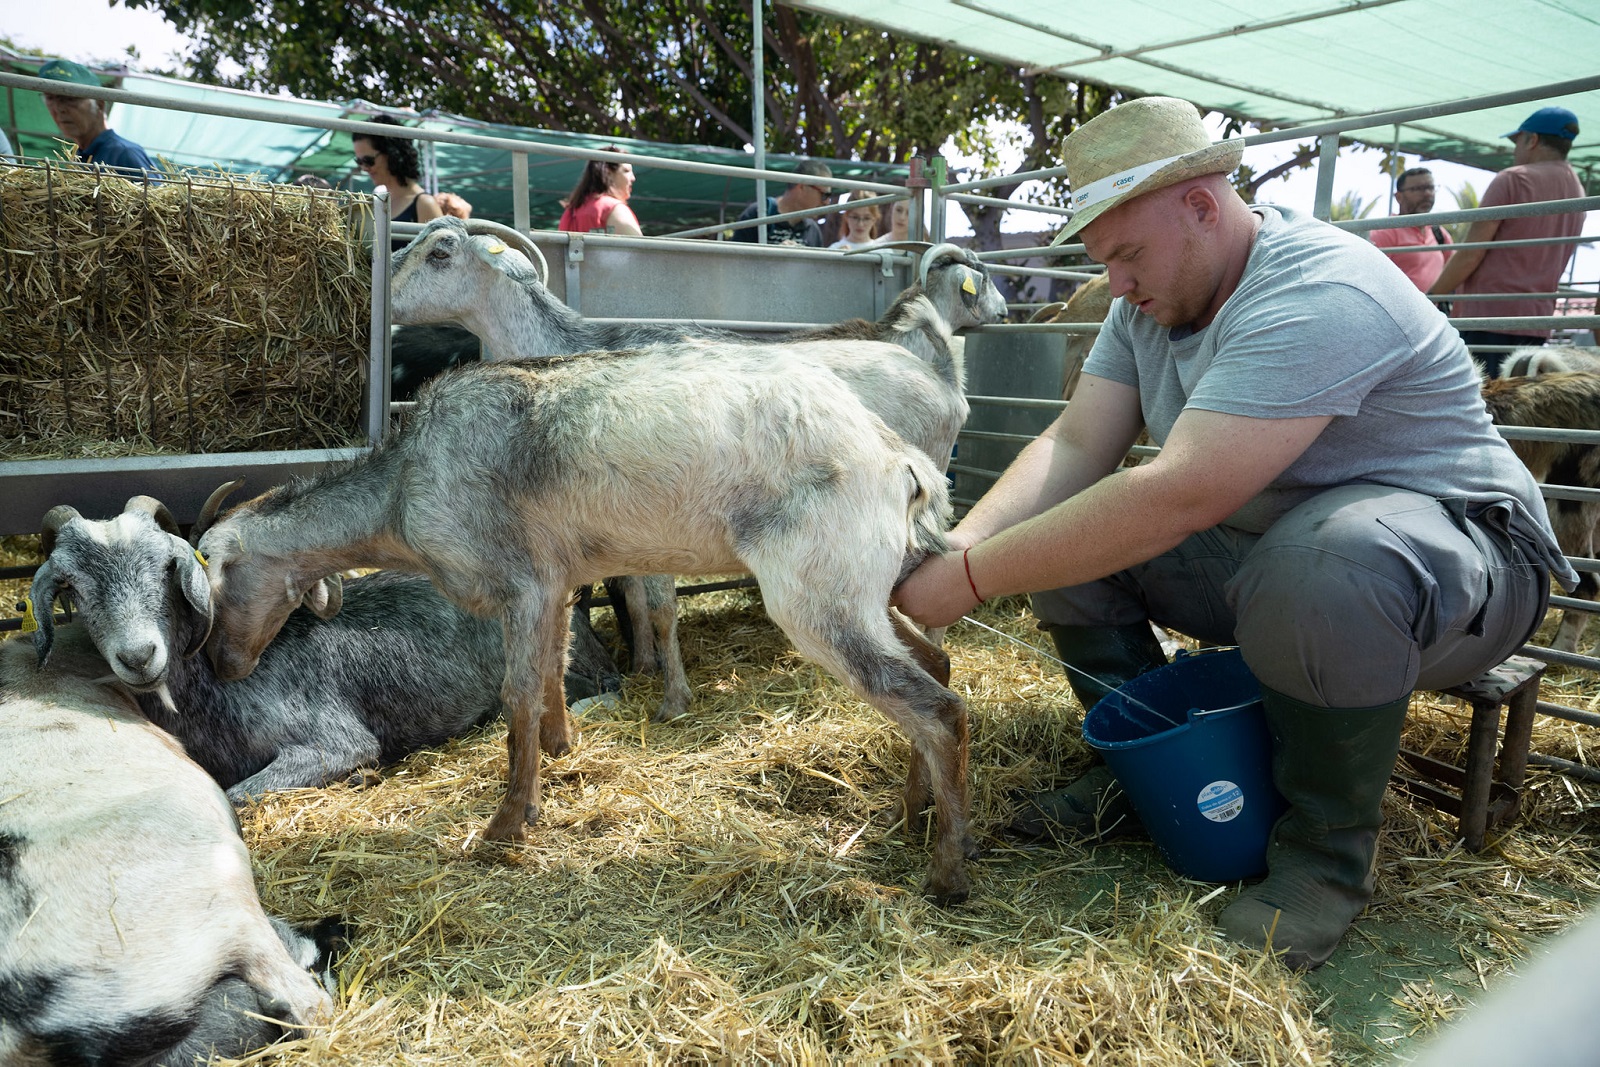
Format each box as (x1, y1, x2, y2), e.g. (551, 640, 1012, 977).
(354, 154, 378, 167)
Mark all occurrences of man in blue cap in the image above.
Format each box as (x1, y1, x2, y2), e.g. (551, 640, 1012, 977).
(36, 59, 160, 180)
(1430, 105, 1586, 375)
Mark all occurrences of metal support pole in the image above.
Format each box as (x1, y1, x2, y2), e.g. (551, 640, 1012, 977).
(1312, 133, 1339, 221)
(905, 155, 928, 243)
(929, 155, 947, 245)
(512, 151, 530, 234)
(752, 0, 767, 245)
(367, 188, 391, 445)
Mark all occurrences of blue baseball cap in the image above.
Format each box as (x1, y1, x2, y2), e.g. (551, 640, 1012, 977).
(1505, 106, 1579, 140)
(36, 59, 102, 88)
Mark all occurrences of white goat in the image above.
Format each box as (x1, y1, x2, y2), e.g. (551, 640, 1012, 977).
(388, 219, 1001, 719)
(196, 345, 974, 903)
(0, 625, 334, 1064)
(1498, 346, 1600, 379)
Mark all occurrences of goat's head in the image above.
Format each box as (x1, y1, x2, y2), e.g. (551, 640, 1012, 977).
(390, 217, 549, 328)
(917, 243, 1008, 331)
(29, 498, 213, 695)
(192, 481, 344, 683)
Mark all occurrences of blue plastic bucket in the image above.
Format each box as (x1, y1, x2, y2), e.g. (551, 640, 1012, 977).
(1082, 647, 1287, 883)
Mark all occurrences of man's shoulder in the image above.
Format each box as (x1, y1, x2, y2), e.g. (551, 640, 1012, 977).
(88, 129, 155, 169)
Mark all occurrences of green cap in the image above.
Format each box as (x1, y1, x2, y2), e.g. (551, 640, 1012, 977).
(36, 59, 101, 88)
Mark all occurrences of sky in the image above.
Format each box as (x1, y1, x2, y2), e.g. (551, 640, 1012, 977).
(7, 0, 1595, 285)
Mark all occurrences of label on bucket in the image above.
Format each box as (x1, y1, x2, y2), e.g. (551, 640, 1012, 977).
(1196, 780, 1245, 823)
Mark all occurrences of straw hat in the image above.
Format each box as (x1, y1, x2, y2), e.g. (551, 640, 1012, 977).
(1053, 96, 1244, 243)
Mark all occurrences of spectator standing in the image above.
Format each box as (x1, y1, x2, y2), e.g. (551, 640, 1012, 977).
(558, 149, 642, 236)
(1371, 167, 1453, 292)
(870, 198, 920, 245)
(733, 160, 832, 246)
(36, 59, 160, 180)
(892, 96, 1570, 971)
(353, 114, 440, 225)
(1430, 106, 1586, 375)
(830, 192, 881, 251)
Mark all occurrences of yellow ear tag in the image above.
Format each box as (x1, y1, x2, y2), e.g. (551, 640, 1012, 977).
(194, 548, 209, 568)
(17, 596, 38, 634)
(487, 242, 506, 254)
(962, 275, 977, 295)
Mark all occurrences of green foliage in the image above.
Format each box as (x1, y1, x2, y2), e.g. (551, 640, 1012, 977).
(1327, 190, 1378, 222)
(118, 0, 1096, 170)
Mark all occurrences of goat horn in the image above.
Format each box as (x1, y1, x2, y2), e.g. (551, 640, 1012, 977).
(39, 505, 81, 558)
(466, 220, 548, 286)
(124, 495, 180, 536)
(192, 479, 245, 544)
(917, 242, 978, 289)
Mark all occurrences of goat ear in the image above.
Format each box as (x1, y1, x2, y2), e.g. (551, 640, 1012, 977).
(469, 235, 512, 270)
(301, 573, 345, 620)
(27, 560, 60, 667)
(173, 543, 214, 659)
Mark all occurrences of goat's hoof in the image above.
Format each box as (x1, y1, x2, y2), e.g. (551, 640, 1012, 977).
(483, 808, 533, 844)
(651, 703, 689, 724)
(923, 873, 972, 907)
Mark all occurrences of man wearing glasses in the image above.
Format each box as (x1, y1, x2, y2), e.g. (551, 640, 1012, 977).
(732, 160, 834, 246)
(1371, 167, 1453, 293)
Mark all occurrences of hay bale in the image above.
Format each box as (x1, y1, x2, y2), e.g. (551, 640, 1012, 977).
(0, 161, 372, 460)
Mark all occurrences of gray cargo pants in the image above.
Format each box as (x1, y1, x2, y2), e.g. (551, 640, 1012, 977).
(1030, 484, 1551, 708)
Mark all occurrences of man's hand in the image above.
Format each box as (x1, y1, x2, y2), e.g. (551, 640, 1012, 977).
(892, 549, 982, 630)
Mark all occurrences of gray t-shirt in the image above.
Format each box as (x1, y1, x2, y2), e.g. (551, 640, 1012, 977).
(1084, 204, 1574, 586)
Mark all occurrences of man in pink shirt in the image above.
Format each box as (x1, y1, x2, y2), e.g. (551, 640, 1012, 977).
(1371, 167, 1453, 291)
(1431, 106, 1587, 376)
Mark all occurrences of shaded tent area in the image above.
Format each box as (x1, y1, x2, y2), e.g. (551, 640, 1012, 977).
(791, 0, 1600, 187)
(0, 47, 910, 233)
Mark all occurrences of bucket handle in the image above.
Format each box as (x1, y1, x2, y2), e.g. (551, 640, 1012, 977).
(1187, 697, 1262, 720)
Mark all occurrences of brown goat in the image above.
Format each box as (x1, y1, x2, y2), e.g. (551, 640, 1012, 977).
(1482, 371, 1600, 651)
(1028, 272, 1111, 401)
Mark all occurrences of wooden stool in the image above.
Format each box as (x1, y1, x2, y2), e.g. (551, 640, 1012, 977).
(1392, 655, 1545, 851)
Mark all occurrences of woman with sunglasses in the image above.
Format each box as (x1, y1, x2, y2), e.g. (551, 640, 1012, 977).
(558, 148, 643, 237)
(352, 114, 441, 226)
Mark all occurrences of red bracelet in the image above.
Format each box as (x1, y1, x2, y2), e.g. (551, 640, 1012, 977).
(962, 547, 983, 603)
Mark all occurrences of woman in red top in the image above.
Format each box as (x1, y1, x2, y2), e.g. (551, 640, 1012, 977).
(557, 149, 643, 236)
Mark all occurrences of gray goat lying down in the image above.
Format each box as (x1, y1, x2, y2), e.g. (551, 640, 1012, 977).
(196, 345, 975, 903)
(0, 624, 335, 1065)
(387, 217, 1005, 720)
(27, 494, 611, 802)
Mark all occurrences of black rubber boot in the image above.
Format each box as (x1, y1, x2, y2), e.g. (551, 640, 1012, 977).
(1217, 686, 1410, 970)
(1008, 623, 1168, 840)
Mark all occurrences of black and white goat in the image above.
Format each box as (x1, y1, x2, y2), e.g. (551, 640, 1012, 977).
(196, 344, 974, 903)
(28, 492, 617, 802)
(0, 624, 336, 1064)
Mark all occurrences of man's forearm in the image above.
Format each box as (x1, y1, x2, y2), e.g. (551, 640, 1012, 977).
(1431, 246, 1486, 294)
(953, 428, 1121, 547)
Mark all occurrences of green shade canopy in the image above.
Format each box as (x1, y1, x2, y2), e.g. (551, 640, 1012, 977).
(789, 0, 1600, 182)
(0, 48, 909, 232)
